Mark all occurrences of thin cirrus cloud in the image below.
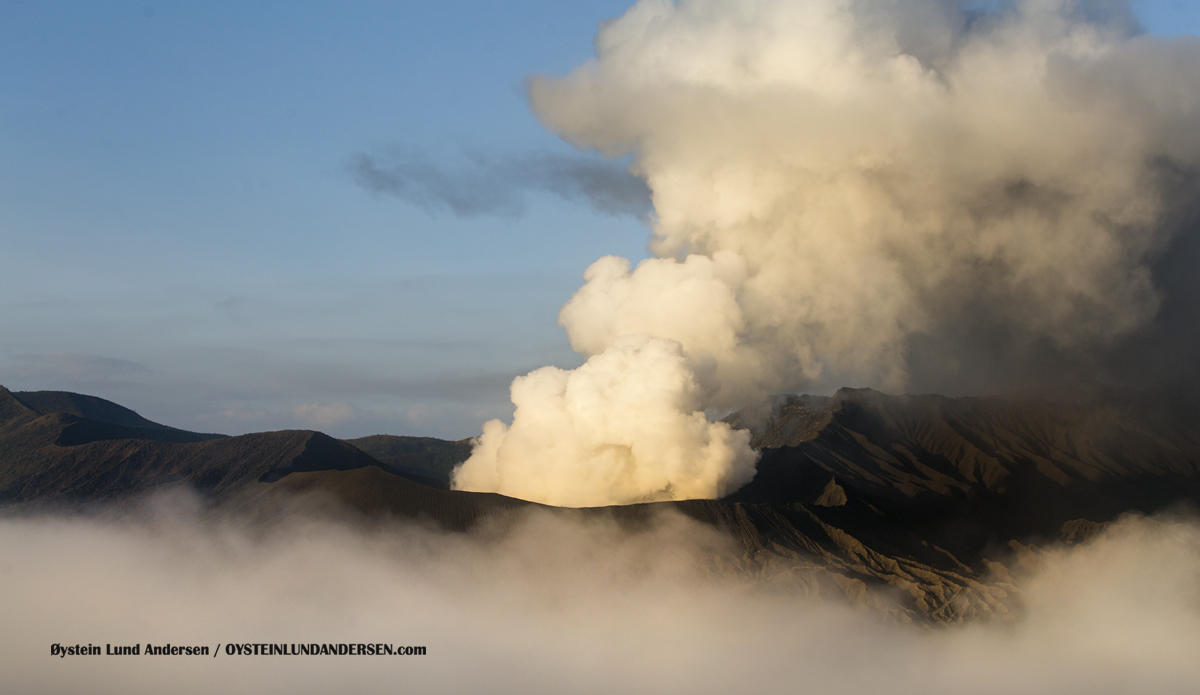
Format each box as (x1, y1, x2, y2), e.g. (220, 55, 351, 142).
(291, 402, 358, 428)
(348, 148, 653, 219)
(9, 352, 151, 380)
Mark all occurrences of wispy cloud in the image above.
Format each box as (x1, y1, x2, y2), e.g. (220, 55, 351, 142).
(215, 403, 272, 424)
(10, 352, 150, 379)
(349, 148, 652, 219)
(292, 402, 358, 428)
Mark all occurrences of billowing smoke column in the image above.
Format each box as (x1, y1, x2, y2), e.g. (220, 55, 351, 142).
(453, 0, 1200, 506)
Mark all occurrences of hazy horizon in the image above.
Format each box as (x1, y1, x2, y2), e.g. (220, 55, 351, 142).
(2, 1, 1199, 442)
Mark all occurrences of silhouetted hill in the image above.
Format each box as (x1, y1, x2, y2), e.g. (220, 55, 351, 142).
(249, 466, 532, 531)
(0, 386, 376, 504)
(343, 434, 471, 488)
(11, 389, 224, 440)
(5, 383, 1200, 623)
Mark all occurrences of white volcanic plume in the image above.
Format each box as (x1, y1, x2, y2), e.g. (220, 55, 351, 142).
(453, 0, 1200, 506)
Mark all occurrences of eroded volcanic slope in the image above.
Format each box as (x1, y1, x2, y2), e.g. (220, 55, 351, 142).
(729, 388, 1200, 534)
(703, 387, 1200, 620)
(3, 384, 1198, 623)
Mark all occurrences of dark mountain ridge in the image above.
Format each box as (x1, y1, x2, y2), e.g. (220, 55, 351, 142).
(11, 390, 225, 441)
(344, 434, 471, 489)
(3, 383, 1198, 623)
(727, 387, 1200, 555)
(0, 387, 379, 504)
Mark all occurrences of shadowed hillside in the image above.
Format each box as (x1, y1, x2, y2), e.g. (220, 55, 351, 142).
(0, 386, 377, 504)
(725, 388, 1200, 553)
(4, 384, 1199, 623)
(344, 434, 472, 489)
(11, 390, 225, 440)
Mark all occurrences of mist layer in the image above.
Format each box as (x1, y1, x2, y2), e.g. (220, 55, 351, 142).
(4, 501, 1199, 694)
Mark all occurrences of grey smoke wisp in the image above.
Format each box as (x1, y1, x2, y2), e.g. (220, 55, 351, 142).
(350, 148, 653, 219)
(452, 0, 1200, 506)
(3, 496, 1199, 693)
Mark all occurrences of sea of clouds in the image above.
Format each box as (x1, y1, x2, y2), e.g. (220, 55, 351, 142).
(3, 493, 1198, 694)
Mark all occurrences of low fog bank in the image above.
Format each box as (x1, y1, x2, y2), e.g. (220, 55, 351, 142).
(2, 493, 1198, 694)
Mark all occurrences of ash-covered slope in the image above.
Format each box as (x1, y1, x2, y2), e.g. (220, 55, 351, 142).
(667, 387, 1200, 621)
(727, 388, 1200, 539)
(735, 387, 1200, 497)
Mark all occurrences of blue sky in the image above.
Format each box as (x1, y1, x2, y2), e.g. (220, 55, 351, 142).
(1, 0, 1198, 438)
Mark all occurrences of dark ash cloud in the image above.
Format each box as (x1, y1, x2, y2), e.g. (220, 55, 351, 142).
(349, 148, 653, 219)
